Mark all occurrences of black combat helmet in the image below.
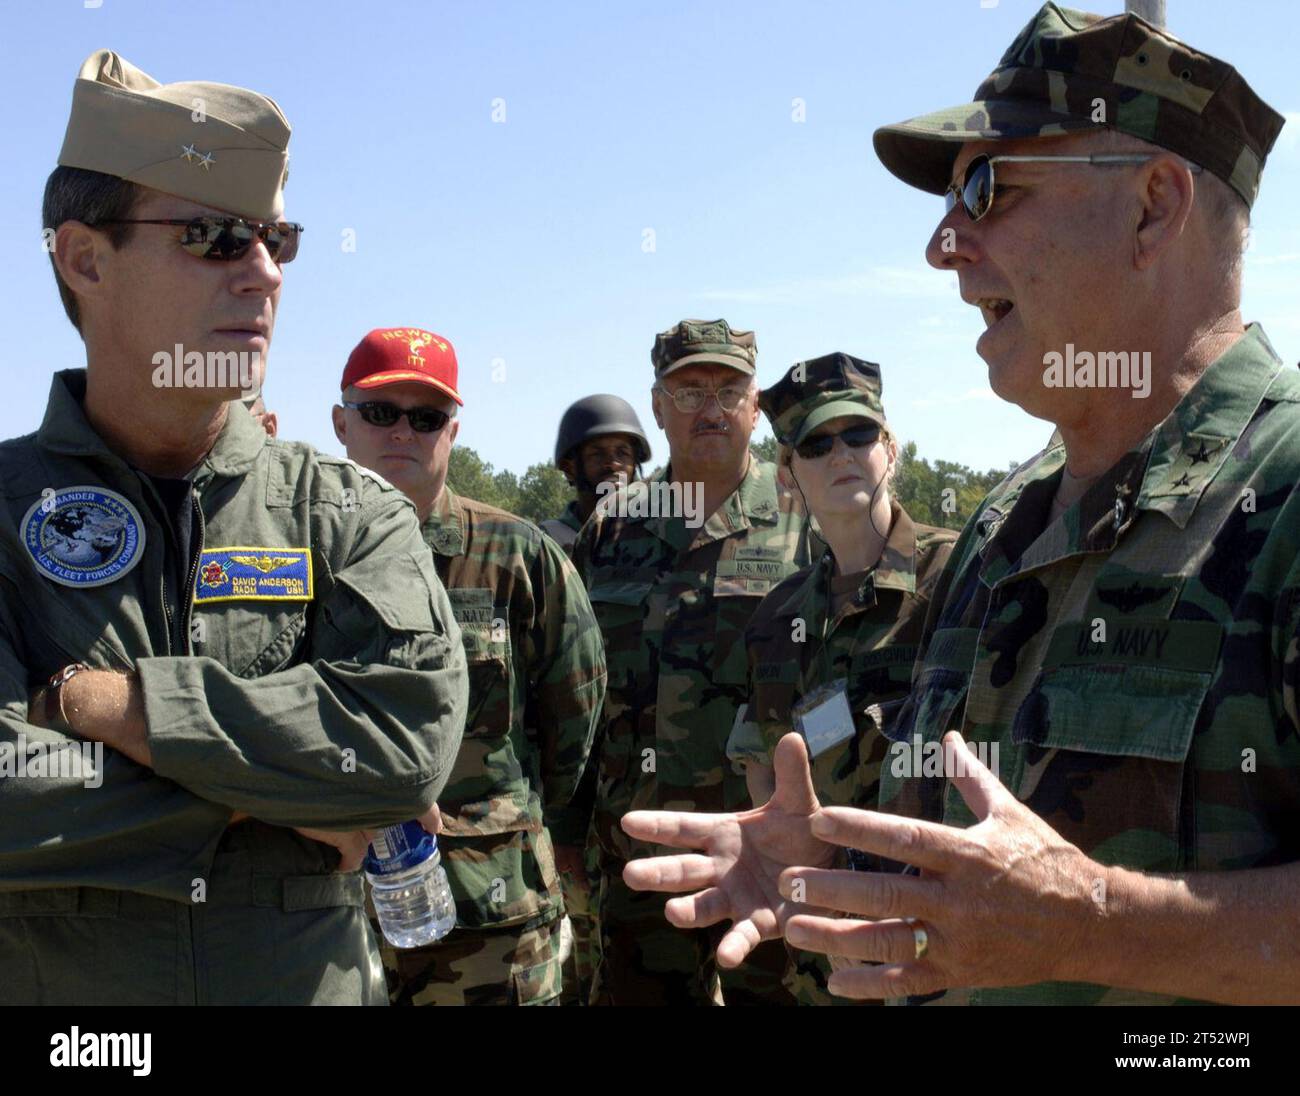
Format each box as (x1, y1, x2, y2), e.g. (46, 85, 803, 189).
(554, 394, 651, 466)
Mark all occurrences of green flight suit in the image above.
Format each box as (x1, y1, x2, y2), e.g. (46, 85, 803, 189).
(0, 370, 468, 1005)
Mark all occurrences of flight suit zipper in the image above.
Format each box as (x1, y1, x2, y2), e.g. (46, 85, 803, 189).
(179, 489, 205, 655)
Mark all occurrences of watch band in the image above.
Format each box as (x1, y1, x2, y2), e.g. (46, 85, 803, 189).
(45, 662, 90, 732)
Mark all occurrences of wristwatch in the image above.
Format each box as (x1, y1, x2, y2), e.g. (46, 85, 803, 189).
(44, 662, 91, 732)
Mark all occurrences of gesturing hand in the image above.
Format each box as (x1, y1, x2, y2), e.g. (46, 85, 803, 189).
(780, 731, 1104, 1000)
(621, 733, 837, 968)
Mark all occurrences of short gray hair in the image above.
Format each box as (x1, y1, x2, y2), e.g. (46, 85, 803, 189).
(1089, 128, 1249, 278)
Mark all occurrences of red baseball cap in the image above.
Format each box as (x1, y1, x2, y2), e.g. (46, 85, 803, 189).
(340, 327, 463, 405)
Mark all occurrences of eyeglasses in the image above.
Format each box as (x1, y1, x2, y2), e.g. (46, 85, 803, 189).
(343, 401, 451, 433)
(654, 384, 750, 414)
(945, 152, 1202, 222)
(93, 216, 305, 263)
(794, 422, 881, 460)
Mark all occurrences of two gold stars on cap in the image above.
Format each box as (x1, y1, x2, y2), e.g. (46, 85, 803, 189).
(181, 143, 215, 170)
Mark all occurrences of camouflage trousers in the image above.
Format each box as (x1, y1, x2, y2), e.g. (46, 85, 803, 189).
(378, 914, 564, 1006)
(591, 872, 795, 1006)
(557, 860, 599, 1005)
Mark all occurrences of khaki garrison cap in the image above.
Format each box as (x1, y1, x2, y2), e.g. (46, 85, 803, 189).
(57, 49, 291, 220)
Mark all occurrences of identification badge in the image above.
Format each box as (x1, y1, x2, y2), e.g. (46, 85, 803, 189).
(791, 678, 855, 758)
(194, 546, 313, 603)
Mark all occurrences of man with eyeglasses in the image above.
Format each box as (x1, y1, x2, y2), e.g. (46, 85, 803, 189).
(0, 51, 469, 1005)
(616, 5, 1300, 1006)
(563, 318, 817, 1005)
(333, 327, 606, 1005)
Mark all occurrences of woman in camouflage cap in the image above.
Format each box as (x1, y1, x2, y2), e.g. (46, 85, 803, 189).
(726, 351, 957, 1005)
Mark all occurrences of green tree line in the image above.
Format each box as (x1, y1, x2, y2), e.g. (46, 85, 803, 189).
(447, 437, 1011, 530)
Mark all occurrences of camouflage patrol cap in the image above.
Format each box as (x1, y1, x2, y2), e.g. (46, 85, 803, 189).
(58, 49, 291, 220)
(873, 2, 1285, 208)
(760, 353, 886, 447)
(652, 318, 756, 377)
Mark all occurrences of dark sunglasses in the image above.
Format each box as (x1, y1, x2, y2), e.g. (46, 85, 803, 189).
(343, 400, 451, 433)
(794, 422, 881, 460)
(93, 216, 304, 263)
(944, 152, 1193, 222)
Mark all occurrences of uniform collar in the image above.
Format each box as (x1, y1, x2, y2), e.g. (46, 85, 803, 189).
(774, 500, 919, 619)
(679, 454, 781, 547)
(978, 324, 1283, 585)
(561, 499, 585, 532)
(624, 454, 779, 549)
(871, 501, 920, 595)
(424, 487, 466, 557)
(35, 368, 267, 478)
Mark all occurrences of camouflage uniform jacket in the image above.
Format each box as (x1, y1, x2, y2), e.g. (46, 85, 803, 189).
(0, 370, 468, 1005)
(539, 500, 584, 554)
(423, 488, 606, 928)
(734, 503, 956, 812)
(567, 457, 817, 867)
(880, 324, 1300, 1005)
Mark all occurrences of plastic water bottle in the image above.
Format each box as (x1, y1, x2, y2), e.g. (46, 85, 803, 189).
(364, 820, 456, 948)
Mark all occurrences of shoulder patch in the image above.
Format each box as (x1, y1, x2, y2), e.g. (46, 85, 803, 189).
(21, 486, 146, 588)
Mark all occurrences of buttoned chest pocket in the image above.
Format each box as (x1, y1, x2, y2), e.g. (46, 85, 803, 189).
(798, 644, 918, 810)
(712, 559, 797, 684)
(449, 587, 513, 737)
(1008, 619, 1221, 870)
(848, 643, 918, 742)
(586, 579, 652, 692)
(885, 627, 976, 750)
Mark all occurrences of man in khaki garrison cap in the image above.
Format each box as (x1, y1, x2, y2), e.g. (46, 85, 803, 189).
(619, 5, 1300, 1007)
(0, 50, 469, 1005)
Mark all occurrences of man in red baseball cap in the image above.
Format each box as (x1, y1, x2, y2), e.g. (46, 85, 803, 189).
(333, 327, 607, 1006)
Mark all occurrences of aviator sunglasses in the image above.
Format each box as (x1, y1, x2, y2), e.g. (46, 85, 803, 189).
(93, 215, 305, 263)
(794, 421, 882, 460)
(945, 152, 1202, 222)
(343, 401, 451, 433)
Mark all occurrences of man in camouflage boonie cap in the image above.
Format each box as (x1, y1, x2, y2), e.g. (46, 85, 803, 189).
(614, 6, 1300, 1009)
(874, 1, 1285, 207)
(760, 353, 886, 447)
(652, 318, 757, 378)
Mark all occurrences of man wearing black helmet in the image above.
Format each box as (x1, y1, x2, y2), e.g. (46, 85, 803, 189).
(542, 395, 649, 1003)
(541, 395, 651, 555)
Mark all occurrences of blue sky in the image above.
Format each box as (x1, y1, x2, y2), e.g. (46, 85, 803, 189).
(1, 0, 1295, 477)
